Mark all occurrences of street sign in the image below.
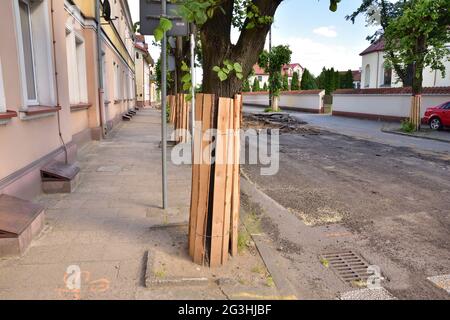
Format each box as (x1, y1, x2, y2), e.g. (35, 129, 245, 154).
(140, 0, 189, 37)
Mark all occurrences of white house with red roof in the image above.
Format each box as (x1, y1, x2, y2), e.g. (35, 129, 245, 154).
(282, 63, 304, 88)
(248, 63, 304, 91)
(360, 38, 450, 89)
(248, 65, 270, 90)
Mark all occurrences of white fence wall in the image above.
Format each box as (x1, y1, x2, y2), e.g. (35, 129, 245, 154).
(243, 90, 325, 113)
(333, 93, 450, 120)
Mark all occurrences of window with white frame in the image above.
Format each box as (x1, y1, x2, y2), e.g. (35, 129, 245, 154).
(0, 59, 6, 113)
(101, 51, 108, 102)
(114, 62, 120, 100)
(65, 27, 88, 104)
(15, 0, 55, 107)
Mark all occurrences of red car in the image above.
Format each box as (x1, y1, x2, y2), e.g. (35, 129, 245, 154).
(422, 101, 450, 130)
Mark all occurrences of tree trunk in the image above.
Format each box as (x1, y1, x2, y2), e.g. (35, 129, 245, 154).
(410, 36, 426, 131)
(272, 96, 280, 112)
(200, 0, 282, 99)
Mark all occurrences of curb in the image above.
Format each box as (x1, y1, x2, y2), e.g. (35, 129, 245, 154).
(381, 128, 450, 144)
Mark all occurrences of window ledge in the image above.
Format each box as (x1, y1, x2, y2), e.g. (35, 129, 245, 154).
(104, 100, 112, 105)
(114, 100, 122, 104)
(19, 106, 61, 121)
(0, 110, 18, 125)
(70, 103, 91, 112)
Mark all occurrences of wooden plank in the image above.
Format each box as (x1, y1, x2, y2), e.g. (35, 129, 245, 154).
(189, 94, 204, 257)
(221, 99, 234, 264)
(230, 94, 242, 256)
(210, 97, 231, 267)
(193, 94, 214, 265)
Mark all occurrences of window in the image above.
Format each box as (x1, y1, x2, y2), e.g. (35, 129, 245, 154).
(114, 63, 120, 100)
(258, 76, 262, 81)
(136, 52, 140, 60)
(101, 51, 108, 102)
(0, 59, 5, 113)
(364, 65, 371, 88)
(18, 0, 37, 103)
(14, 0, 55, 107)
(65, 27, 88, 104)
(383, 64, 392, 87)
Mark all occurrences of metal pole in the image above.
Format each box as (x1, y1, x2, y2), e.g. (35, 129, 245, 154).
(161, 0, 168, 209)
(268, 26, 272, 108)
(190, 28, 196, 149)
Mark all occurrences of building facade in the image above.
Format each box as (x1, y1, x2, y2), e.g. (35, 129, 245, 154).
(360, 38, 450, 89)
(134, 35, 157, 108)
(0, 0, 137, 199)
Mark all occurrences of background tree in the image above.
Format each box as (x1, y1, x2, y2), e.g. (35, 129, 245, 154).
(291, 71, 300, 90)
(263, 82, 268, 91)
(340, 70, 354, 89)
(258, 44, 292, 110)
(384, 0, 450, 130)
(347, 0, 413, 86)
(317, 67, 339, 95)
(252, 78, 261, 92)
(300, 69, 318, 90)
(282, 75, 289, 91)
(242, 78, 251, 92)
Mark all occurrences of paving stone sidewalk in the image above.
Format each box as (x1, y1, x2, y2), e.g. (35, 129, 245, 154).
(0, 109, 280, 300)
(0, 109, 194, 299)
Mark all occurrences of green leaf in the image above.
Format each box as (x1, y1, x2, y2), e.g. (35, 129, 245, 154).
(181, 61, 190, 72)
(159, 18, 173, 32)
(234, 63, 243, 73)
(154, 28, 163, 42)
(218, 70, 228, 82)
(212, 66, 221, 73)
(236, 73, 243, 80)
(182, 73, 191, 83)
(183, 82, 191, 91)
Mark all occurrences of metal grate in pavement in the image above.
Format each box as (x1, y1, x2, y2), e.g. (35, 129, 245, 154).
(320, 250, 375, 286)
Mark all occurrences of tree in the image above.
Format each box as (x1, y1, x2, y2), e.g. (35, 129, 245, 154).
(258, 45, 292, 110)
(347, 0, 414, 86)
(242, 78, 251, 92)
(282, 75, 289, 91)
(263, 82, 268, 91)
(340, 70, 354, 89)
(168, 0, 341, 99)
(317, 67, 339, 95)
(300, 69, 318, 90)
(252, 78, 261, 92)
(384, 0, 450, 130)
(291, 71, 300, 90)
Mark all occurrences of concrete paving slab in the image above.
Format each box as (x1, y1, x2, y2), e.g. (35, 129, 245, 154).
(340, 288, 397, 300)
(427, 275, 450, 294)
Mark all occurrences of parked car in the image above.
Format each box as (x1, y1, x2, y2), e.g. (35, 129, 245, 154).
(422, 101, 450, 130)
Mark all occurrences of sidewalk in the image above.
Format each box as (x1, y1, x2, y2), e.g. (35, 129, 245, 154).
(0, 109, 280, 300)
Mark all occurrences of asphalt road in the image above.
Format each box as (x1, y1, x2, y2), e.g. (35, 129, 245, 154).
(241, 111, 450, 299)
(244, 105, 450, 155)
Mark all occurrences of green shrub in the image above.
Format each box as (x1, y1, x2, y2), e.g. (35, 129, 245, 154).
(400, 119, 415, 133)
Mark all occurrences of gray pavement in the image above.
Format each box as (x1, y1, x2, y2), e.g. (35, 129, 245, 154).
(0, 109, 281, 300)
(244, 105, 450, 155)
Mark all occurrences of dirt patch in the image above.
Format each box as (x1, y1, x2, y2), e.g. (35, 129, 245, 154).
(242, 120, 450, 299)
(242, 113, 321, 135)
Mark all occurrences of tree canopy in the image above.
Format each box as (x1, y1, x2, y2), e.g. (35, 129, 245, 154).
(300, 69, 318, 90)
(384, 0, 450, 94)
(258, 45, 292, 96)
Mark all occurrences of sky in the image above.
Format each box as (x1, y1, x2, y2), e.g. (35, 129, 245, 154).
(128, 0, 378, 77)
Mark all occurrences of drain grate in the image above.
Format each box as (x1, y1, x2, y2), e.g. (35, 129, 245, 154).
(321, 250, 376, 286)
